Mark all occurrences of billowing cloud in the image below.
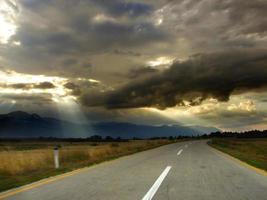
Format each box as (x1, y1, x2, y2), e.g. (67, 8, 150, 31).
(0, 0, 167, 78)
(81, 49, 267, 109)
(189, 97, 267, 130)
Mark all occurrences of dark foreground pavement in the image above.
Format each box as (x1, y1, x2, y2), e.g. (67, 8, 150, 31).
(2, 140, 267, 200)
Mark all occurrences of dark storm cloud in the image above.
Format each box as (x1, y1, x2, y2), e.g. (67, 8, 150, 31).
(159, 0, 267, 52)
(89, 22, 167, 48)
(223, 0, 267, 34)
(8, 83, 31, 89)
(62, 58, 79, 66)
(20, 0, 52, 9)
(83, 106, 177, 125)
(113, 49, 141, 57)
(81, 49, 267, 109)
(128, 67, 158, 79)
(13, 1, 165, 56)
(60, 58, 92, 76)
(92, 0, 153, 17)
(22, 0, 153, 17)
(64, 82, 81, 96)
(64, 82, 79, 90)
(1, 0, 168, 78)
(2, 0, 266, 80)
(63, 79, 108, 97)
(15, 25, 84, 55)
(34, 82, 55, 89)
(81, 62, 92, 69)
(1, 0, 267, 130)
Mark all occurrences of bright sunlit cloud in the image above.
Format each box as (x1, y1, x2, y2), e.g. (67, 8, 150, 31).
(0, 69, 66, 84)
(93, 14, 118, 24)
(155, 18, 163, 26)
(0, 0, 18, 44)
(227, 100, 256, 112)
(77, 77, 100, 83)
(0, 69, 75, 103)
(147, 56, 174, 68)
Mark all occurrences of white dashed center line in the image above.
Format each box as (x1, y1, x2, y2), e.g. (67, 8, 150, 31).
(142, 166, 172, 200)
(177, 149, 183, 156)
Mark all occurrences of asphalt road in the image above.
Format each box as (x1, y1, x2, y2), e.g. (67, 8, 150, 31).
(3, 140, 267, 200)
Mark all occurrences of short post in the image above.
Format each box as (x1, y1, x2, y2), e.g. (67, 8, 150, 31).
(54, 146, 59, 169)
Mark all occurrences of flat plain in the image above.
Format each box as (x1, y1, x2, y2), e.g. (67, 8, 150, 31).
(0, 139, 174, 192)
(209, 138, 267, 171)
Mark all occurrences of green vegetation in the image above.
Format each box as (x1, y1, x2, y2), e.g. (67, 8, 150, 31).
(0, 139, 179, 192)
(209, 138, 267, 171)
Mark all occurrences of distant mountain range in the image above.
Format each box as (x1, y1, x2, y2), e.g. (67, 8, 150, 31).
(0, 111, 220, 138)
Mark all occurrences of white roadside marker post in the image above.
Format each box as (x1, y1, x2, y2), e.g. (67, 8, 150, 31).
(54, 146, 59, 169)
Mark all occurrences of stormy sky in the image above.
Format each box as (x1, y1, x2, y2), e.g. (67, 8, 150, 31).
(0, 0, 267, 131)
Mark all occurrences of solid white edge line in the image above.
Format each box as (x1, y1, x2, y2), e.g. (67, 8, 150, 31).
(177, 149, 183, 156)
(142, 166, 172, 200)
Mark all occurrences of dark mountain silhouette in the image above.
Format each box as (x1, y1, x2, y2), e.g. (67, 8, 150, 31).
(0, 111, 73, 138)
(0, 111, 220, 138)
(93, 122, 219, 138)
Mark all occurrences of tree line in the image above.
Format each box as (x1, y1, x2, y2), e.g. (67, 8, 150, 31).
(209, 129, 267, 138)
(1, 129, 267, 142)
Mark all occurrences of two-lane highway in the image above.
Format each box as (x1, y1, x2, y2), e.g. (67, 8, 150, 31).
(1, 141, 267, 200)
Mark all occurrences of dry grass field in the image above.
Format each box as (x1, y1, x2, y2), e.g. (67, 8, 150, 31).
(209, 138, 267, 171)
(0, 139, 176, 192)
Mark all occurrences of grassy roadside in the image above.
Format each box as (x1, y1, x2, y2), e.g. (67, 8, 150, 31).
(0, 139, 179, 192)
(208, 138, 267, 172)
